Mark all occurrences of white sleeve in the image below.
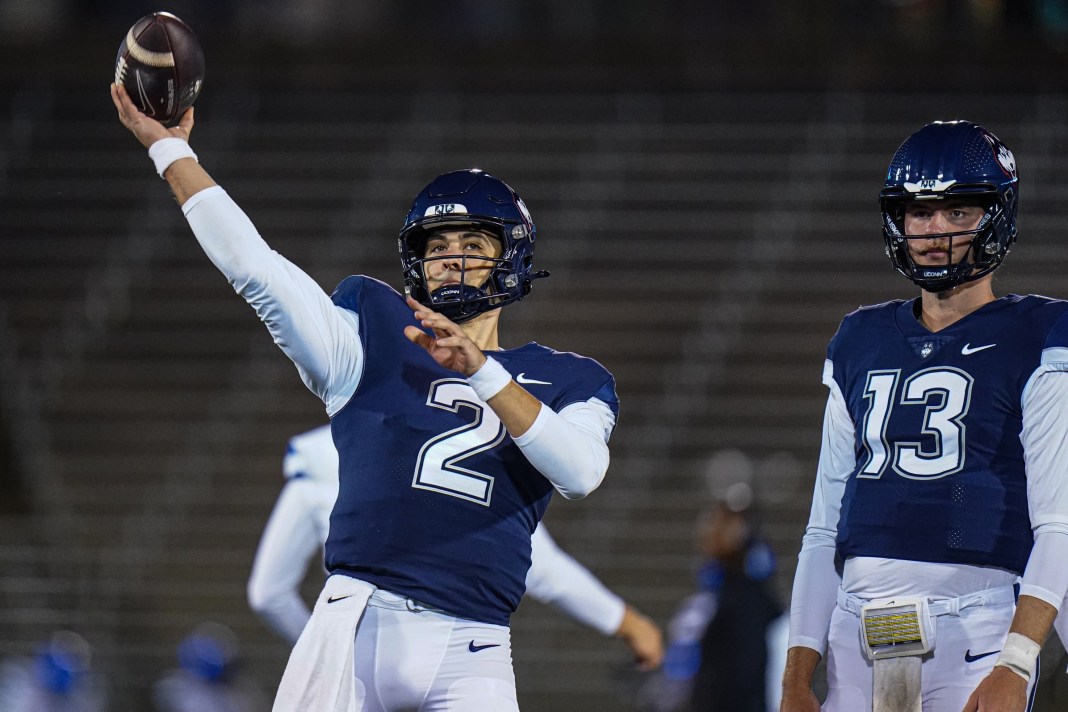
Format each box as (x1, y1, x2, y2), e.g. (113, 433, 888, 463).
(512, 398, 615, 499)
(181, 187, 363, 414)
(788, 360, 854, 654)
(1018, 362, 1068, 609)
(524, 524, 625, 636)
(247, 480, 323, 644)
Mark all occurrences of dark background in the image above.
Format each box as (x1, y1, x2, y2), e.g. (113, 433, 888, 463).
(1, 0, 1068, 709)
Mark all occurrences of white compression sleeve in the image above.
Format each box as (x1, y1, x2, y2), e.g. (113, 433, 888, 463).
(513, 398, 615, 499)
(788, 364, 854, 653)
(525, 524, 625, 636)
(1019, 364, 1068, 608)
(181, 187, 363, 413)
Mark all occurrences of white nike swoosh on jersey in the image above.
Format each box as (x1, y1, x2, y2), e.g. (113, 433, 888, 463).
(961, 343, 996, 355)
(516, 373, 552, 385)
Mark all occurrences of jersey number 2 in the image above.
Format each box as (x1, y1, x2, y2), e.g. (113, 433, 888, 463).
(412, 379, 506, 505)
(860, 367, 973, 480)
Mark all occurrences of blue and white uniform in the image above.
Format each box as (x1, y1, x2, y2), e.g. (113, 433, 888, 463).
(789, 296, 1068, 711)
(247, 425, 627, 645)
(328, 275, 618, 625)
(180, 186, 618, 712)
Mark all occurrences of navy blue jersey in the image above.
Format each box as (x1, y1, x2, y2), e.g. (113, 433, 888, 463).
(325, 276, 619, 625)
(828, 295, 1068, 574)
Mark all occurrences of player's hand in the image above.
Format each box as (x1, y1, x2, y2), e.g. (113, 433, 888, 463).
(110, 82, 194, 149)
(780, 646, 822, 712)
(404, 297, 487, 376)
(615, 605, 664, 671)
(779, 685, 821, 712)
(960, 665, 1028, 712)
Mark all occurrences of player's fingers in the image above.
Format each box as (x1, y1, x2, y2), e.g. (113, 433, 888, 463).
(403, 325, 433, 349)
(177, 107, 195, 137)
(429, 335, 462, 349)
(114, 82, 134, 112)
(420, 312, 462, 336)
(111, 84, 135, 126)
(406, 296, 433, 318)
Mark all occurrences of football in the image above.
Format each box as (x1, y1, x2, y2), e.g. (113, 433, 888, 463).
(114, 12, 205, 126)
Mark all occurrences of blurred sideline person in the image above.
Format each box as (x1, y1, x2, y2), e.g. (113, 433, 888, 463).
(781, 121, 1068, 712)
(639, 483, 787, 712)
(113, 84, 620, 712)
(0, 631, 107, 712)
(153, 623, 269, 712)
(247, 424, 663, 668)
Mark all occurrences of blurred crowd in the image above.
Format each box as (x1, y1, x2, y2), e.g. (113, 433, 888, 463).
(0, 624, 268, 712)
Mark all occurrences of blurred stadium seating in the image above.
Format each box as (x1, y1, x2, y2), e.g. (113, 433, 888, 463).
(1, 2, 1067, 709)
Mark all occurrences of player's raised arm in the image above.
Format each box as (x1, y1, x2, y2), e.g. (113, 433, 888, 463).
(110, 83, 362, 410)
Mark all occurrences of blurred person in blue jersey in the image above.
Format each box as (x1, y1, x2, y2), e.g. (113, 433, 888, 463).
(247, 424, 663, 667)
(112, 84, 619, 712)
(153, 623, 269, 712)
(781, 120, 1068, 712)
(0, 631, 107, 712)
(639, 482, 786, 712)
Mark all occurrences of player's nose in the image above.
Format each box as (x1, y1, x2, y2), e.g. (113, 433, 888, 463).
(925, 210, 952, 234)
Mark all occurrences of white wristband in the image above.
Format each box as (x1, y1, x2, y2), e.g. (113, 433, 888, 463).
(993, 632, 1041, 682)
(148, 137, 198, 178)
(467, 356, 512, 402)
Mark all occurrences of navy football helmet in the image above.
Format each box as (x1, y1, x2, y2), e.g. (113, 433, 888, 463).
(880, 120, 1018, 292)
(399, 169, 548, 322)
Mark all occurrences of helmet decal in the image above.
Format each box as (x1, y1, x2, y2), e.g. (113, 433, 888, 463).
(986, 135, 1017, 178)
(903, 178, 957, 193)
(423, 203, 468, 217)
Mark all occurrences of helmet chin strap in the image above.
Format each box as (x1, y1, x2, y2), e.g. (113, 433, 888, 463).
(428, 283, 493, 322)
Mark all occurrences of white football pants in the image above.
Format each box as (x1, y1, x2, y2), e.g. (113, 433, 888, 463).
(823, 588, 1037, 712)
(274, 574, 519, 712)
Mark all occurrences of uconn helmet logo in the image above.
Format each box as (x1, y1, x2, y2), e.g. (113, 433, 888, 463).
(903, 178, 956, 194)
(424, 203, 469, 217)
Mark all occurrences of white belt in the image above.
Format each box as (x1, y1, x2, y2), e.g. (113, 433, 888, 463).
(837, 584, 1016, 618)
(367, 587, 449, 615)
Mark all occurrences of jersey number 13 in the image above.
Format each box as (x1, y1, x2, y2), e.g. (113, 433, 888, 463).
(860, 367, 974, 480)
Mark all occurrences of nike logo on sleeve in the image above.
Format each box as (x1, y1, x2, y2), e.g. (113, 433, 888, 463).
(516, 373, 552, 385)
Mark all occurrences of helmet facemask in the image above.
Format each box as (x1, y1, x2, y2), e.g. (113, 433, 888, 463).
(881, 191, 1012, 292)
(402, 228, 519, 322)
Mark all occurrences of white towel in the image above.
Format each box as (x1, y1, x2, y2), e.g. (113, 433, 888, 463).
(273, 574, 376, 712)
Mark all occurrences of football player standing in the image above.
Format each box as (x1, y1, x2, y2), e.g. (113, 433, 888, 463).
(780, 121, 1068, 712)
(112, 84, 620, 712)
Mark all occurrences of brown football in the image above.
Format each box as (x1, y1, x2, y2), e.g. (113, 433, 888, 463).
(114, 12, 205, 126)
